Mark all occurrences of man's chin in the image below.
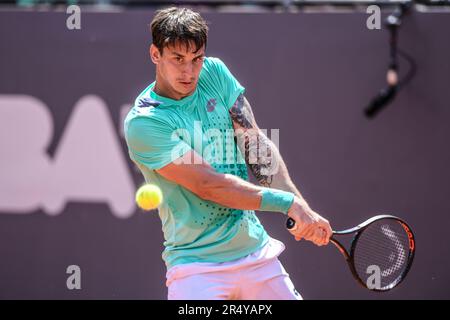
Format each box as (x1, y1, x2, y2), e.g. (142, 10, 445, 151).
(176, 86, 196, 96)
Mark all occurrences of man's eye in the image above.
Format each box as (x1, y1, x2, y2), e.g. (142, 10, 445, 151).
(175, 57, 183, 62)
(194, 57, 204, 63)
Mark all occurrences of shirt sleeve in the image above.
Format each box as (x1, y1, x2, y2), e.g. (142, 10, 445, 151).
(125, 115, 192, 171)
(203, 57, 246, 110)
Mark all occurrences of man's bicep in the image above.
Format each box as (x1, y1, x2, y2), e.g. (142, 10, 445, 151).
(229, 94, 279, 187)
(229, 94, 259, 130)
(207, 57, 246, 109)
(126, 117, 192, 171)
(156, 150, 218, 198)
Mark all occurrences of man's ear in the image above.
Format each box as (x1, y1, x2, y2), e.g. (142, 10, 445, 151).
(149, 44, 161, 64)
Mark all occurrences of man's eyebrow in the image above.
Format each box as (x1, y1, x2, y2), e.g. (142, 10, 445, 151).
(171, 51, 205, 59)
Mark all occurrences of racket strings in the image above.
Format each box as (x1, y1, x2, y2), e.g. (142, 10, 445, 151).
(352, 220, 411, 290)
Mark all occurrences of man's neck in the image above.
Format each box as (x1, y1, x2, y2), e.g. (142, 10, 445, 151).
(153, 82, 182, 101)
(153, 73, 191, 101)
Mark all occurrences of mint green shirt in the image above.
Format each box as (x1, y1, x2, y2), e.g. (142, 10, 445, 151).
(124, 57, 269, 269)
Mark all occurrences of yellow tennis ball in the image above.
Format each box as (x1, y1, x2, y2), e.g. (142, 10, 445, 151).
(135, 184, 163, 211)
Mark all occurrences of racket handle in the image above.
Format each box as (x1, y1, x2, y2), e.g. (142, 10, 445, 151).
(286, 217, 296, 230)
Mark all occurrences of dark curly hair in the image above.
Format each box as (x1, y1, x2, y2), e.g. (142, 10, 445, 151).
(150, 7, 208, 55)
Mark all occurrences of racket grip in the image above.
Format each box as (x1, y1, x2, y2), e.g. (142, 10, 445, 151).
(286, 217, 296, 230)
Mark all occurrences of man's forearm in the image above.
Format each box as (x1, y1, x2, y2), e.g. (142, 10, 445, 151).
(258, 141, 303, 196)
(242, 131, 309, 207)
(228, 94, 309, 207)
(201, 172, 268, 210)
(226, 95, 332, 245)
(201, 170, 294, 214)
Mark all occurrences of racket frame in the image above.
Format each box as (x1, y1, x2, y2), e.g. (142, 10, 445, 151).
(330, 214, 416, 292)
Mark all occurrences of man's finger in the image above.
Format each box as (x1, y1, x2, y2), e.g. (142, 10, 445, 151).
(318, 222, 332, 240)
(313, 227, 328, 246)
(290, 219, 309, 238)
(302, 223, 318, 240)
(325, 223, 333, 239)
(321, 227, 331, 245)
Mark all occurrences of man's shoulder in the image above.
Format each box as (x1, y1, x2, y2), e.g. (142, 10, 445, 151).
(124, 87, 169, 133)
(202, 56, 226, 74)
(132, 83, 161, 108)
(199, 56, 231, 93)
(203, 56, 221, 65)
(201, 56, 239, 85)
(134, 94, 162, 110)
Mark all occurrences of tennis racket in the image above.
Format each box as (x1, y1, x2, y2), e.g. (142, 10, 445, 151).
(286, 215, 415, 291)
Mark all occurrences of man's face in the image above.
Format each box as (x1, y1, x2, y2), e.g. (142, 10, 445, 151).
(150, 42, 205, 99)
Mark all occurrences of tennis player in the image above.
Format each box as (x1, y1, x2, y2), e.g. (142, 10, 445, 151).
(124, 7, 332, 300)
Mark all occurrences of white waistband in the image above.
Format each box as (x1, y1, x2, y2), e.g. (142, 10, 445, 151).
(165, 236, 285, 287)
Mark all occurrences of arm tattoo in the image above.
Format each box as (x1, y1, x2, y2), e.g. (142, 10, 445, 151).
(229, 94, 278, 187)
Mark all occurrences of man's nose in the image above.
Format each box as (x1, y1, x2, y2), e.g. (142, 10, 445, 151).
(182, 62, 194, 77)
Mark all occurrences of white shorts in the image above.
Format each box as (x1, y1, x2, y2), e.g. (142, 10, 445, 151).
(166, 237, 302, 300)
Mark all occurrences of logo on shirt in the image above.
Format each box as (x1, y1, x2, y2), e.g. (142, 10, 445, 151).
(206, 98, 216, 112)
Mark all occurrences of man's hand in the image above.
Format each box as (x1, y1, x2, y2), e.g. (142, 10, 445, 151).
(287, 197, 332, 246)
